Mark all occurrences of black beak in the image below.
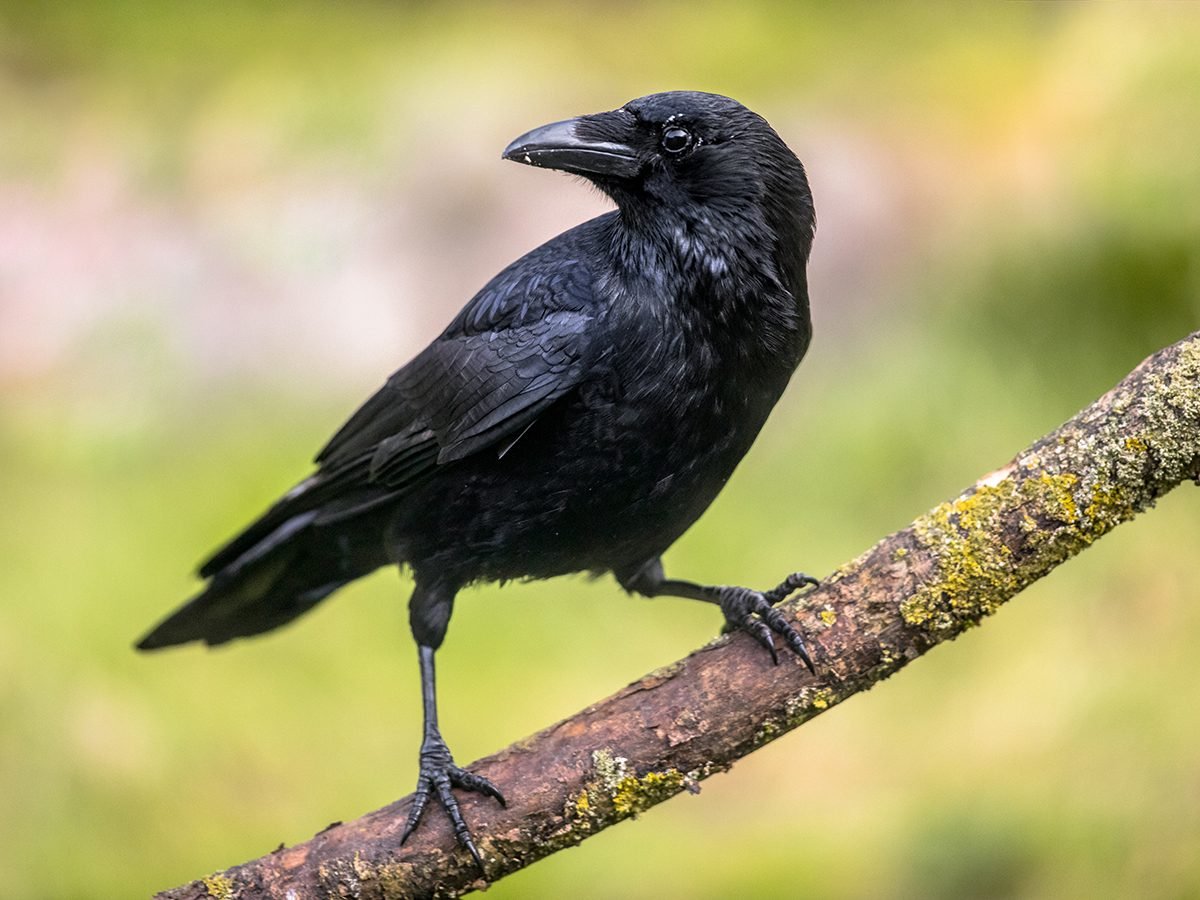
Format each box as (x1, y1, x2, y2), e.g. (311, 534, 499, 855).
(502, 115, 641, 179)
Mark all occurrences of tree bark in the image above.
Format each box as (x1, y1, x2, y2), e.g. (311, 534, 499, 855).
(159, 334, 1200, 900)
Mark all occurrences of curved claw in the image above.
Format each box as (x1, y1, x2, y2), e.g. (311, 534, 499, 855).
(435, 773, 482, 868)
(763, 572, 820, 604)
(400, 736, 505, 872)
(401, 783, 432, 845)
(454, 768, 507, 807)
(718, 579, 817, 675)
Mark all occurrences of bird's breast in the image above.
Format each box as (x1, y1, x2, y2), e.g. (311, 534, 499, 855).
(577, 307, 789, 497)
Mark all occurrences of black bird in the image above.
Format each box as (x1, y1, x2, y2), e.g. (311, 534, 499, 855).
(138, 91, 817, 867)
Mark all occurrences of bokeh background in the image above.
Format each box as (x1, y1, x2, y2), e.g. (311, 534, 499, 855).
(4, 2, 1200, 897)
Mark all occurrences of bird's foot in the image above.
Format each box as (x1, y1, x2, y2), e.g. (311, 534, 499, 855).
(400, 732, 506, 870)
(718, 572, 819, 672)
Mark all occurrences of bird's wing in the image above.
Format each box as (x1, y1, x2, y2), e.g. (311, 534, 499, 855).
(316, 242, 600, 479)
(199, 233, 603, 580)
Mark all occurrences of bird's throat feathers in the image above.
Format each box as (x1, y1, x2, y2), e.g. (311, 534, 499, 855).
(603, 167, 814, 363)
(610, 151, 813, 306)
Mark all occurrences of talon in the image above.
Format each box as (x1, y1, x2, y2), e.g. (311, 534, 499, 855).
(763, 572, 819, 604)
(453, 769, 507, 807)
(718, 581, 817, 673)
(401, 786, 431, 845)
(792, 639, 816, 676)
(400, 734, 505, 872)
(744, 615, 779, 665)
(463, 835, 484, 870)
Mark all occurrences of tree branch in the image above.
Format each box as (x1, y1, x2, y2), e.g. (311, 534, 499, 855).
(159, 334, 1200, 900)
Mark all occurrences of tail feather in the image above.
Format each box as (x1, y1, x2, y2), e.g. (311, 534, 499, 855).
(139, 505, 391, 651)
(138, 552, 317, 649)
(199, 459, 378, 579)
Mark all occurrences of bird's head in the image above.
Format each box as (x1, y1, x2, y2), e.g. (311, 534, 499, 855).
(503, 91, 815, 266)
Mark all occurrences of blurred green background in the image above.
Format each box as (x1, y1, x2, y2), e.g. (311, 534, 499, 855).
(3, 2, 1200, 897)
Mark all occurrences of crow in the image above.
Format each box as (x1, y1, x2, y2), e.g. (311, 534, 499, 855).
(138, 91, 817, 867)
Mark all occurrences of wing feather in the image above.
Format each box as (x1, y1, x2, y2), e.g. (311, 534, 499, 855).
(197, 218, 608, 581)
(315, 226, 600, 483)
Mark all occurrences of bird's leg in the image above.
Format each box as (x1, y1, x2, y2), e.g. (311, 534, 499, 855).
(618, 558, 819, 672)
(400, 589, 505, 870)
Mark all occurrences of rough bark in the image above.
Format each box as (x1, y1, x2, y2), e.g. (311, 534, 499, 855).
(160, 334, 1200, 900)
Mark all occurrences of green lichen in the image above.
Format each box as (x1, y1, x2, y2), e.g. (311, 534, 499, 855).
(1082, 485, 1131, 536)
(567, 748, 688, 824)
(202, 873, 234, 900)
(753, 718, 782, 745)
(900, 482, 1019, 632)
(575, 788, 591, 812)
(775, 686, 842, 729)
(309, 845, 430, 898)
(1037, 471, 1079, 522)
(370, 860, 422, 898)
(1124, 435, 1148, 453)
(590, 748, 628, 793)
(482, 756, 703, 891)
(611, 768, 687, 816)
(818, 606, 837, 626)
(900, 468, 1121, 633)
(809, 687, 835, 710)
(901, 337, 1200, 638)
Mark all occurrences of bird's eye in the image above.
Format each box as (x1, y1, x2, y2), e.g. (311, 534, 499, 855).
(661, 126, 694, 155)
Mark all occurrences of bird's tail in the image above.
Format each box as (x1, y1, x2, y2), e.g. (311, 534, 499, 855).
(137, 499, 392, 651)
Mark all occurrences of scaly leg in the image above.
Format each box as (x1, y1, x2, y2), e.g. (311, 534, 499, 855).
(618, 558, 818, 672)
(400, 584, 505, 869)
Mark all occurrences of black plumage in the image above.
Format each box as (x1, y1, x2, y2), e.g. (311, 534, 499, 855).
(138, 91, 817, 866)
